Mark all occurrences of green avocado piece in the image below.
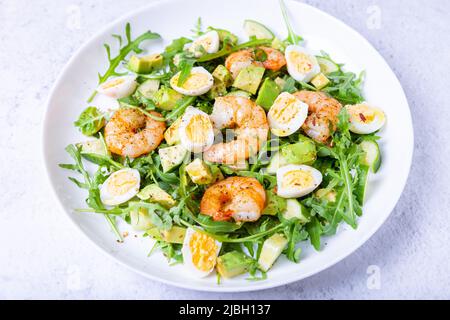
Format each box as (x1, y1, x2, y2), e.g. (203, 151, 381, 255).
(158, 144, 188, 172)
(217, 251, 253, 278)
(130, 208, 154, 231)
(255, 78, 280, 110)
(137, 184, 176, 208)
(232, 65, 265, 95)
(212, 65, 233, 87)
(209, 28, 238, 46)
(153, 86, 184, 110)
(263, 190, 287, 216)
(280, 136, 317, 165)
(146, 226, 187, 244)
(128, 53, 163, 74)
(207, 81, 228, 99)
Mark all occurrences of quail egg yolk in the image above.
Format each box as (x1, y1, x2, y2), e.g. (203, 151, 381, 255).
(348, 104, 384, 124)
(289, 51, 314, 74)
(271, 96, 301, 124)
(185, 114, 212, 144)
(173, 73, 210, 90)
(101, 78, 125, 89)
(282, 170, 314, 189)
(189, 232, 219, 272)
(106, 171, 139, 196)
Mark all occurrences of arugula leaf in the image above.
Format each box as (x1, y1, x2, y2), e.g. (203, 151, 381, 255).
(74, 107, 106, 136)
(236, 171, 277, 190)
(118, 96, 165, 121)
(176, 54, 196, 86)
(128, 202, 172, 230)
(279, 0, 303, 45)
(162, 37, 192, 64)
(306, 216, 322, 251)
(283, 221, 308, 262)
(197, 38, 271, 62)
(59, 145, 122, 241)
(80, 152, 124, 170)
(191, 17, 203, 37)
(319, 52, 365, 105)
(88, 23, 161, 102)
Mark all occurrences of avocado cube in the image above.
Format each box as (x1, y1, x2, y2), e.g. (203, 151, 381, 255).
(217, 251, 253, 278)
(209, 165, 224, 183)
(212, 28, 238, 46)
(186, 158, 214, 185)
(164, 117, 182, 145)
(255, 78, 280, 110)
(128, 53, 163, 74)
(78, 139, 108, 156)
(232, 65, 265, 95)
(280, 137, 317, 165)
(159, 144, 188, 173)
(161, 226, 186, 244)
(154, 86, 184, 111)
(274, 77, 286, 91)
(212, 65, 233, 87)
(137, 184, 176, 208)
(311, 73, 330, 90)
(207, 81, 228, 99)
(130, 208, 154, 231)
(270, 37, 286, 51)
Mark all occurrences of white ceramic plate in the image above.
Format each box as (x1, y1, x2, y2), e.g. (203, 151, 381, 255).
(43, 0, 413, 292)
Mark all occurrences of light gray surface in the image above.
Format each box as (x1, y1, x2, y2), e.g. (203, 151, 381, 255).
(0, 0, 449, 299)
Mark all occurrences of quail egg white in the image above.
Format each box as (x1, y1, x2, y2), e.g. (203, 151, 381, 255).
(100, 168, 140, 206)
(182, 227, 222, 278)
(170, 66, 214, 96)
(345, 103, 386, 134)
(96, 75, 138, 99)
(276, 164, 322, 198)
(285, 45, 320, 83)
(267, 92, 309, 137)
(178, 106, 215, 153)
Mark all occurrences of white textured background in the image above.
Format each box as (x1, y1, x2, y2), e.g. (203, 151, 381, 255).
(1, 0, 449, 299)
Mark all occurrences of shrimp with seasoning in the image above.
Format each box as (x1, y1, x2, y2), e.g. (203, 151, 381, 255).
(293, 90, 342, 144)
(200, 176, 266, 222)
(225, 46, 286, 78)
(203, 96, 269, 165)
(104, 108, 166, 158)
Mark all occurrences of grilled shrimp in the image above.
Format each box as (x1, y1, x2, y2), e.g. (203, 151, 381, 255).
(104, 109, 166, 158)
(200, 176, 266, 222)
(293, 91, 342, 144)
(203, 96, 269, 165)
(225, 47, 286, 78)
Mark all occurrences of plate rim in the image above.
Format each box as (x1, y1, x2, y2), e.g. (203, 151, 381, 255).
(42, 0, 414, 292)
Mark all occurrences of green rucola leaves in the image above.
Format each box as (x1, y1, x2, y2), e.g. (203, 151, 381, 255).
(74, 106, 106, 136)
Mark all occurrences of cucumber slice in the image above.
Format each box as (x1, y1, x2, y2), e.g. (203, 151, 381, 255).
(137, 79, 160, 99)
(244, 19, 275, 40)
(360, 140, 381, 173)
(316, 57, 339, 74)
(355, 165, 370, 205)
(282, 199, 310, 224)
(258, 233, 288, 272)
(266, 152, 288, 175)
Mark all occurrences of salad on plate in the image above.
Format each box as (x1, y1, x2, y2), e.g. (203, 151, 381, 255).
(60, 1, 386, 281)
